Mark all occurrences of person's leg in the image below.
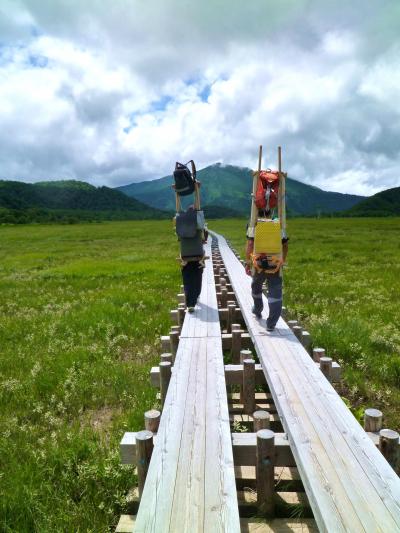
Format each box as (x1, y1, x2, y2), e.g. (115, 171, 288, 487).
(265, 273, 283, 329)
(251, 271, 266, 317)
(193, 262, 204, 303)
(182, 262, 201, 308)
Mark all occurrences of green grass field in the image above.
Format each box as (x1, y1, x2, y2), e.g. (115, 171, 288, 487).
(1, 218, 399, 531)
(0, 221, 180, 532)
(212, 217, 400, 431)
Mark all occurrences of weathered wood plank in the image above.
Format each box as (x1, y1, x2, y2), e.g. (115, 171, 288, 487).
(214, 231, 400, 533)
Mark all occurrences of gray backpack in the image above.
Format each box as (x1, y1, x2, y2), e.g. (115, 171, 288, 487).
(176, 207, 204, 258)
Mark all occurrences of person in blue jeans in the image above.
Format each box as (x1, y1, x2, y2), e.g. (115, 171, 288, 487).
(245, 213, 288, 331)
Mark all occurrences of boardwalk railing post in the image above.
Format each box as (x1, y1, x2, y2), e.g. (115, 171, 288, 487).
(136, 430, 154, 498)
(256, 429, 275, 517)
(292, 325, 303, 341)
(159, 361, 172, 406)
(253, 410, 270, 431)
(243, 358, 256, 415)
(144, 409, 161, 433)
(301, 331, 312, 353)
(364, 408, 383, 432)
(379, 429, 399, 472)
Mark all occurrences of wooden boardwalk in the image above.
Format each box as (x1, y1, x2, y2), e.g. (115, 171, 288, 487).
(133, 242, 241, 532)
(215, 232, 400, 533)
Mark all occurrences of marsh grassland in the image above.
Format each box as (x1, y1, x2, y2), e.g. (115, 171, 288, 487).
(212, 217, 400, 431)
(0, 221, 180, 532)
(1, 217, 399, 531)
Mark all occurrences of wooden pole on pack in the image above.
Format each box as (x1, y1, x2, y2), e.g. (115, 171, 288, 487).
(250, 146, 262, 233)
(279, 146, 287, 236)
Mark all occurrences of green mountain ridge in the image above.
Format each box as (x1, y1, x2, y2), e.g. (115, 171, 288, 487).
(345, 187, 400, 217)
(117, 163, 366, 216)
(0, 180, 168, 224)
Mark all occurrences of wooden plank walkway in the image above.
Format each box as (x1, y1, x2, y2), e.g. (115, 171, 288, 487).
(214, 232, 400, 533)
(134, 242, 240, 533)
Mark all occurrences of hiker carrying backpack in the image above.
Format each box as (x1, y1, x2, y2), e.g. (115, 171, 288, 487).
(245, 146, 289, 331)
(173, 160, 208, 312)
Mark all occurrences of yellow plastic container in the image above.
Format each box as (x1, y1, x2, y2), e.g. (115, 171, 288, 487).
(254, 218, 282, 254)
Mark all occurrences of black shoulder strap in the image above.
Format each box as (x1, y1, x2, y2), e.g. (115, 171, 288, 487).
(186, 160, 196, 180)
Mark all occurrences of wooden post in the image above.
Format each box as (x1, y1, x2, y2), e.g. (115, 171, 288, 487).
(320, 357, 332, 380)
(160, 352, 173, 364)
(292, 325, 303, 341)
(227, 302, 236, 333)
(231, 329, 243, 364)
(253, 410, 270, 431)
(169, 330, 179, 360)
(313, 347, 325, 362)
(159, 361, 172, 406)
(364, 408, 383, 432)
(256, 429, 275, 517)
(287, 320, 298, 330)
(281, 306, 288, 320)
(136, 430, 153, 498)
(379, 429, 399, 471)
(221, 287, 228, 309)
(178, 304, 185, 327)
(144, 409, 161, 433)
(170, 309, 178, 324)
(243, 359, 256, 415)
(177, 293, 185, 305)
(301, 331, 312, 352)
(240, 349, 253, 403)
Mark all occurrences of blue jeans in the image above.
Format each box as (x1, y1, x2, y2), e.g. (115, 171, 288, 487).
(251, 271, 282, 328)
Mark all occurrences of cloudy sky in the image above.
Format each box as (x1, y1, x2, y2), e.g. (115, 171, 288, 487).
(1, 0, 400, 195)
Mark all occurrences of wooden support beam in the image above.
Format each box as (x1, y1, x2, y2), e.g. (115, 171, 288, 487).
(169, 330, 179, 359)
(149, 363, 266, 388)
(302, 331, 312, 352)
(160, 335, 170, 352)
(292, 325, 303, 341)
(232, 432, 294, 467)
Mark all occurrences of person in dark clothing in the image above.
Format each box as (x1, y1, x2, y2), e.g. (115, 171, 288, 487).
(245, 211, 288, 331)
(181, 260, 204, 310)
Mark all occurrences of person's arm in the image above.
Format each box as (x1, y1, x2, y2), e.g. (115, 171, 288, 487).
(245, 238, 254, 275)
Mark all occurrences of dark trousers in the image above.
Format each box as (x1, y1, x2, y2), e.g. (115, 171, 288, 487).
(251, 271, 282, 328)
(181, 261, 204, 307)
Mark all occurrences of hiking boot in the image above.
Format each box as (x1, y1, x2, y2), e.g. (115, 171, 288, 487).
(252, 306, 262, 319)
(187, 307, 195, 313)
(266, 325, 275, 332)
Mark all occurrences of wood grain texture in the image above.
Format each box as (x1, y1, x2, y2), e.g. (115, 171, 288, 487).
(134, 243, 240, 532)
(213, 231, 400, 533)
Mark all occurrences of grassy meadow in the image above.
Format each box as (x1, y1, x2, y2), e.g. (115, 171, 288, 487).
(1, 217, 399, 532)
(0, 221, 180, 532)
(212, 217, 400, 431)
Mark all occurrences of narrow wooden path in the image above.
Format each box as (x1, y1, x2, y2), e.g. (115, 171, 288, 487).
(214, 231, 400, 532)
(133, 242, 241, 532)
